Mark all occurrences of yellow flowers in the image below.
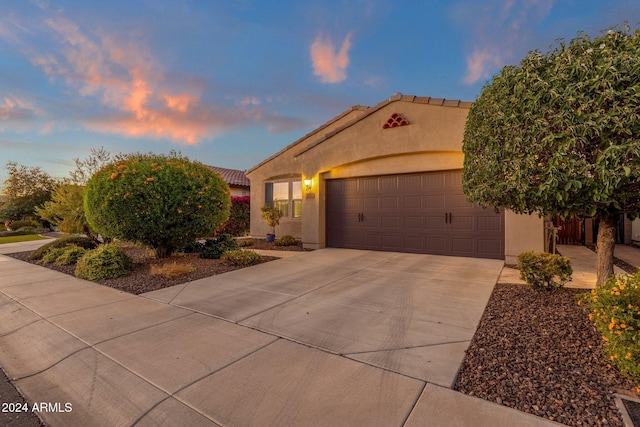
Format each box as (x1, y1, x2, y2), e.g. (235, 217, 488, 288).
(110, 172, 118, 179)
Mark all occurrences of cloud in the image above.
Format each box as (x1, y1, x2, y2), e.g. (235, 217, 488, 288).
(457, 0, 554, 85)
(0, 94, 44, 126)
(0, 13, 280, 144)
(310, 32, 352, 84)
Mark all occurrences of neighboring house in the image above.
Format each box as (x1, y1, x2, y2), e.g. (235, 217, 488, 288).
(247, 93, 544, 263)
(208, 166, 250, 197)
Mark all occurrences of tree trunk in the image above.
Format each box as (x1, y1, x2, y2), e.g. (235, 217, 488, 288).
(596, 215, 617, 286)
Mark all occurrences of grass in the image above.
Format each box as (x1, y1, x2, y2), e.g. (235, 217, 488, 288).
(0, 234, 50, 244)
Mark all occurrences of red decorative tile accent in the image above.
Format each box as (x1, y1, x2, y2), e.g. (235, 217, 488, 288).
(383, 113, 409, 129)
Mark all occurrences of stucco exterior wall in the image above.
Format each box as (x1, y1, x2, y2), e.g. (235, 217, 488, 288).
(504, 211, 545, 264)
(633, 219, 640, 244)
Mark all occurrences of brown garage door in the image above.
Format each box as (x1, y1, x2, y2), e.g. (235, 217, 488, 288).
(326, 170, 504, 259)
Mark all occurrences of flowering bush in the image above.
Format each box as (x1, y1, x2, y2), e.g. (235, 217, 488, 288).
(580, 272, 640, 389)
(216, 196, 250, 236)
(84, 153, 230, 257)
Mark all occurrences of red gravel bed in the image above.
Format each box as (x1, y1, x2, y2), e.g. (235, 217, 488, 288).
(454, 284, 638, 426)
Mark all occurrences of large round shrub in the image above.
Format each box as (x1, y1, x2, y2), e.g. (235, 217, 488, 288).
(84, 153, 231, 257)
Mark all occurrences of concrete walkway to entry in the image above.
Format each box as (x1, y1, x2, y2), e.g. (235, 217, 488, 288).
(0, 241, 560, 427)
(498, 244, 626, 289)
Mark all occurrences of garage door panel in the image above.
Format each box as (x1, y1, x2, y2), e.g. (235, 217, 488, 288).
(403, 235, 424, 250)
(381, 216, 398, 229)
(425, 216, 446, 230)
(423, 173, 445, 188)
(451, 215, 474, 231)
(477, 216, 502, 231)
(424, 194, 445, 209)
(452, 238, 475, 254)
(425, 237, 446, 252)
(379, 176, 398, 190)
(399, 175, 424, 189)
(403, 216, 423, 229)
(380, 196, 398, 209)
(478, 239, 502, 256)
(402, 195, 423, 209)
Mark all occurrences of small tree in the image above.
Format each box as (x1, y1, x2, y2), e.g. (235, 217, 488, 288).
(84, 153, 231, 257)
(0, 161, 58, 221)
(260, 205, 283, 235)
(35, 184, 89, 234)
(463, 25, 640, 286)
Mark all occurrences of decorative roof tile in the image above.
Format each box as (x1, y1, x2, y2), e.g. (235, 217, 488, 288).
(207, 166, 250, 187)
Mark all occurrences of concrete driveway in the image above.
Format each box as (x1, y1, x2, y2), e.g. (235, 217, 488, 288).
(147, 249, 502, 388)
(0, 248, 559, 426)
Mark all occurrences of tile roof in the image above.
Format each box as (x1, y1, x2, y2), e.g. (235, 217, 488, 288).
(207, 166, 250, 187)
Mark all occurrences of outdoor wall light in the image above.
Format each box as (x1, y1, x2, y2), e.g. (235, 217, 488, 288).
(304, 178, 313, 192)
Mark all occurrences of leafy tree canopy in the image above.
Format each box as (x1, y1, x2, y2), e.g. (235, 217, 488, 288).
(463, 25, 640, 221)
(0, 161, 58, 221)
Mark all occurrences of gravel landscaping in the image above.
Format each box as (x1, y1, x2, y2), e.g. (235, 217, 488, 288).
(454, 283, 639, 426)
(5, 238, 304, 295)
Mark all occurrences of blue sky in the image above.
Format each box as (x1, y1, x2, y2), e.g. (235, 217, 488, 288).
(1, 0, 639, 185)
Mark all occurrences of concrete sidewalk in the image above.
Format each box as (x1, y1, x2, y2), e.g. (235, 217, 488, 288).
(0, 243, 562, 427)
(614, 244, 640, 270)
(498, 244, 626, 289)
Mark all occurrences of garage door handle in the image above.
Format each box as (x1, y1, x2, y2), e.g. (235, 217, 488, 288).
(445, 213, 448, 224)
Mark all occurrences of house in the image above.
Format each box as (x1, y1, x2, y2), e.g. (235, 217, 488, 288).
(246, 93, 544, 263)
(208, 166, 250, 197)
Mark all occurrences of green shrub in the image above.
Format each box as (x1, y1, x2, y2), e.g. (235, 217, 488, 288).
(30, 235, 96, 261)
(54, 245, 89, 266)
(8, 219, 40, 230)
(74, 244, 134, 280)
(200, 233, 238, 259)
(221, 249, 263, 266)
(580, 273, 640, 389)
(275, 235, 298, 246)
(517, 251, 572, 290)
(84, 153, 231, 258)
(39, 246, 68, 265)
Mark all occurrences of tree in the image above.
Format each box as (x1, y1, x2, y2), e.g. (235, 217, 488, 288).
(35, 184, 89, 234)
(34, 148, 116, 240)
(68, 146, 114, 185)
(462, 26, 640, 286)
(0, 161, 58, 221)
(216, 196, 250, 236)
(84, 153, 231, 257)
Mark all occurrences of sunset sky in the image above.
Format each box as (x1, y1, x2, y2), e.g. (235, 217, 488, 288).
(1, 0, 639, 184)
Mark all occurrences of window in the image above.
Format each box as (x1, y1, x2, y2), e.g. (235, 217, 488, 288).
(265, 180, 302, 218)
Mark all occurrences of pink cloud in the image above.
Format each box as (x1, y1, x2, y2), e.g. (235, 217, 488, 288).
(458, 0, 554, 85)
(463, 49, 503, 84)
(310, 32, 352, 84)
(20, 16, 252, 144)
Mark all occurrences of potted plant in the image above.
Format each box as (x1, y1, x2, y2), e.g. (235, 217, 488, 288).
(260, 205, 283, 242)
